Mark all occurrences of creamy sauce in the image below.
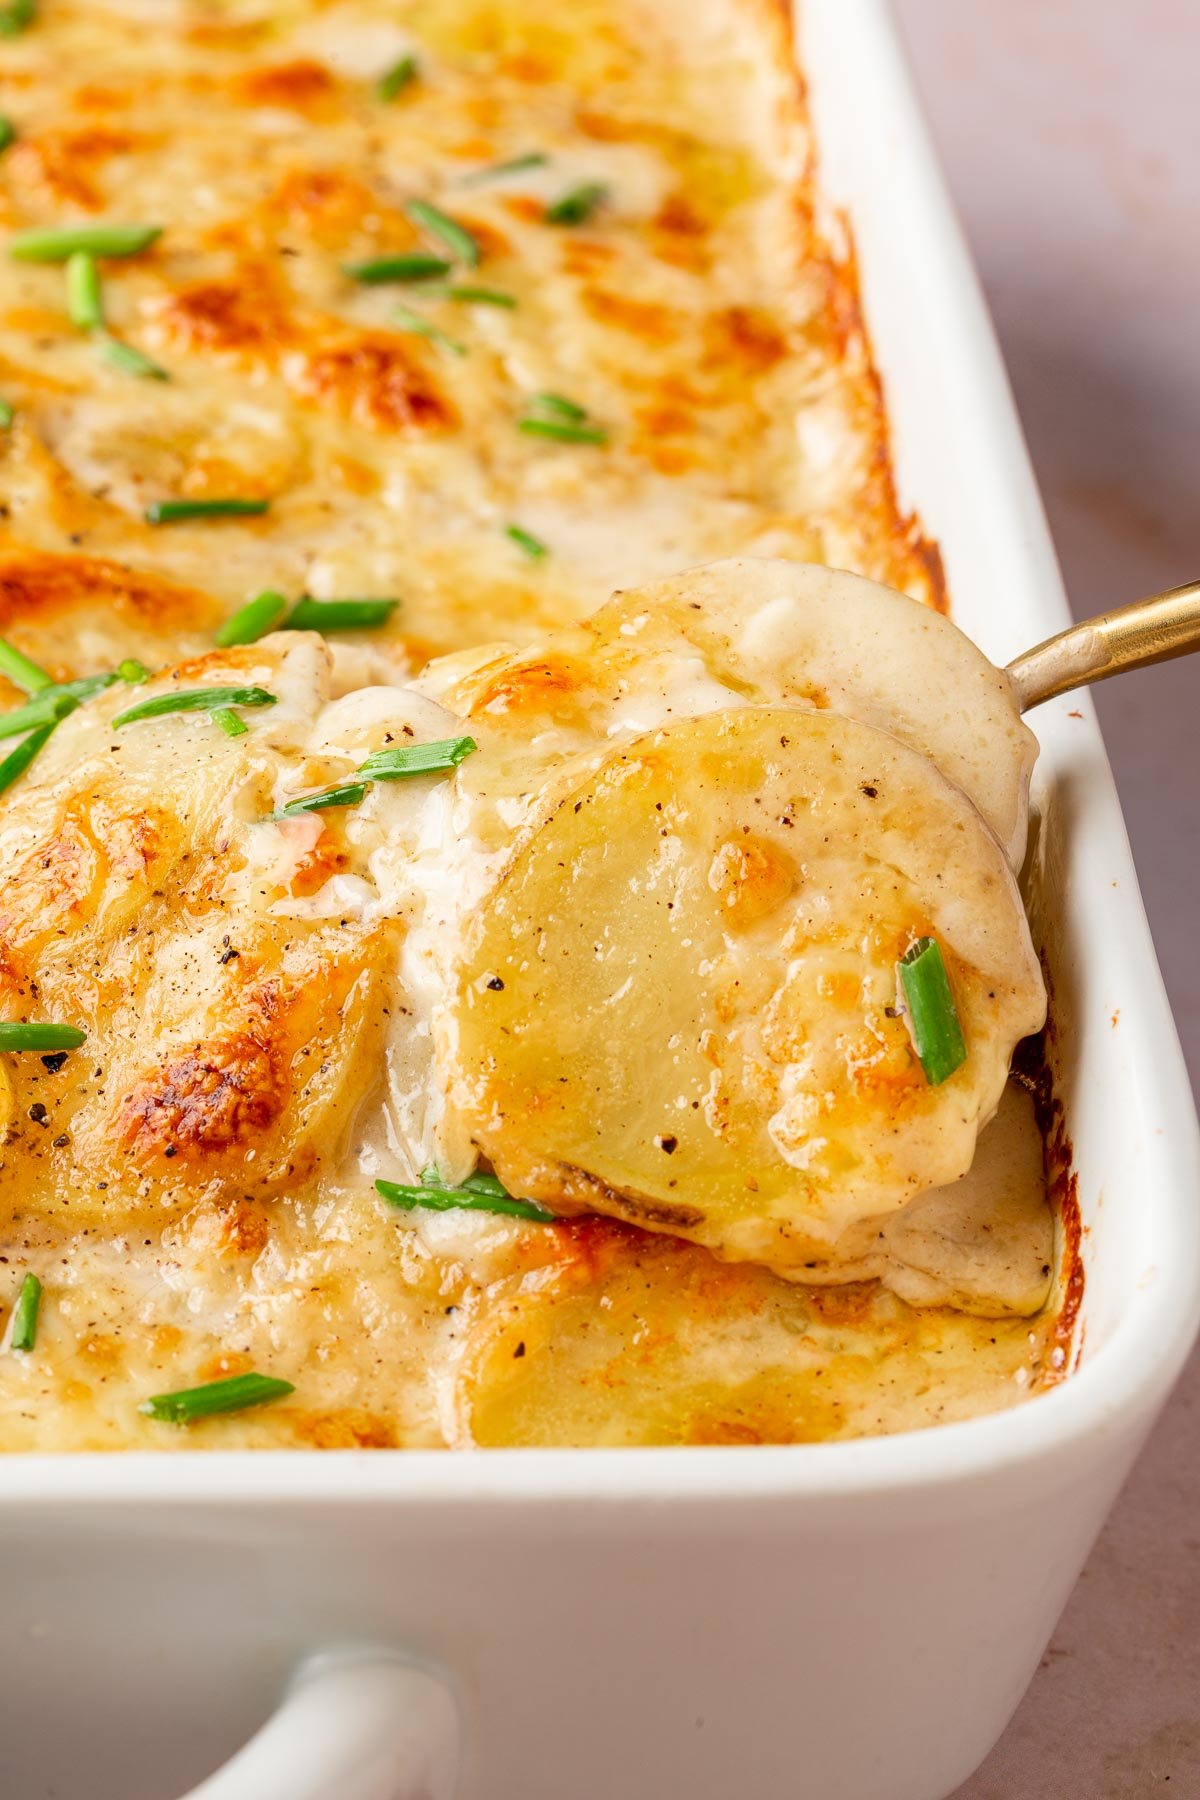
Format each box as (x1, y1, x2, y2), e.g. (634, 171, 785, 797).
(0, 0, 1070, 1450)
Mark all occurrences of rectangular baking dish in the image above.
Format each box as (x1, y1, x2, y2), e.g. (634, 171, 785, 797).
(1, 4, 1197, 1798)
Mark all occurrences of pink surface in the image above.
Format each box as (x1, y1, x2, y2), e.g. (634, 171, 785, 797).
(887, 2, 1200, 1792)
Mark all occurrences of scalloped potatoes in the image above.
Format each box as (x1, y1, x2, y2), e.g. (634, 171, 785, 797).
(450, 704, 1045, 1265)
(0, 0, 1072, 1452)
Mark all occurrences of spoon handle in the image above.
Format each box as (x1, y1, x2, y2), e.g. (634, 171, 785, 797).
(1006, 579, 1200, 711)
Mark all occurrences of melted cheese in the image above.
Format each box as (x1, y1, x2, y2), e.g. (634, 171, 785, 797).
(0, 0, 935, 660)
(0, 0, 1071, 1451)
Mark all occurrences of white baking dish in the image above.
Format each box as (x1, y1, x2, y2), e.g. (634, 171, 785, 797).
(3, 4, 1197, 1797)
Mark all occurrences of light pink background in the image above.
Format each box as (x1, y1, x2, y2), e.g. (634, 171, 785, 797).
(887, 2, 1200, 1792)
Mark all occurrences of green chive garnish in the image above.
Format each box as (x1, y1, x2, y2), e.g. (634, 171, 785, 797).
(10, 1274, 41, 1353)
(0, 721, 57, 795)
(357, 735, 476, 780)
(0, 0, 35, 37)
(518, 417, 607, 445)
(117, 658, 151, 684)
(505, 523, 547, 560)
(215, 590, 288, 648)
(518, 391, 607, 444)
(99, 336, 168, 381)
(0, 1021, 86, 1052)
(898, 936, 967, 1086)
(139, 1372, 295, 1424)
(276, 781, 369, 817)
(460, 151, 547, 185)
(0, 635, 53, 693)
(0, 675, 120, 740)
(544, 182, 608, 226)
(145, 497, 268, 524)
(9, 223, 161, 262)
(529, 391, 587, 420)
(392, 304, 466, 356)
(377, 1168, 552, 1221)
(0, 691, 77, 743)
(0, 399, 12, 430)
(272, 736, 475, 818)
(445, 284, 516, 308)
(0, 117, 15, 155)
(377, 53, 417, 101)
(405, 199, 481, 267)
(285, 596, 398, 632)
(113, 685, 277, 727)
(213, 708, 247, 738)
(342, 253, 451, 284)
(65, 250, 104, 330)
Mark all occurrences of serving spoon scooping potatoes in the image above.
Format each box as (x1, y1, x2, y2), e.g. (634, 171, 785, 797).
(433, 559, 1200, 1276)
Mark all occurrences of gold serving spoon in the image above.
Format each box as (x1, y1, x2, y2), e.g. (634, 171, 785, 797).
(1006, 578, 1200, 710)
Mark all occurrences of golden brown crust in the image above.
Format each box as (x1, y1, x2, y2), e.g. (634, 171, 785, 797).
(284, 334, 456, 433)
(118, 1017, 291, 1164)
(0, 0, 1061, 1453)
(0, 550, 218, 637)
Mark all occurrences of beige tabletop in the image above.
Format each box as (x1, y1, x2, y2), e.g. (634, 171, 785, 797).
(887, 1, 1200, 1793)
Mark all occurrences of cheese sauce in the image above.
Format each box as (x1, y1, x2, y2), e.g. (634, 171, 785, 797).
(0, 0, 1072, 1450)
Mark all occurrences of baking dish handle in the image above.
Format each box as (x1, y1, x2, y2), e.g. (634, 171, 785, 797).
(179, 1648, 460, 1800)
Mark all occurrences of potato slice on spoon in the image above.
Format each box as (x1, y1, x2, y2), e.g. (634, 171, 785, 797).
(590, 557, 1038, 867)
(419, 557, 1038, 872)
(450, 705, 1045, 1268)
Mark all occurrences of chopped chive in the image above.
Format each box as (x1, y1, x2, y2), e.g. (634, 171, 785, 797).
(145, 497, 269, 524)
(117, 658, 151, 684)
(460, 151, 547, 185)
(342, 253, 451, 285)
(67, 671, 122, 701)
(0, 399, 12, 430)
(0, 1021, 86, 1053)
(0, 635, 53, 693)
(113, 684, 277, 727)
(544, 182, 608, 226)
(0, 673, 126, 739)
(898, 936, 967, 1086)
(0, 697, 74, 743)
(357, 735, 476, 780)
(445, 283, 516, 308)
(139, 1372, 295, 1425)
(9, 223, 161, 262)
(275, 781, 369, 817)
(9, 1274, 41, 1352)
(271, 736, 475, 818)
(377, 53, 417, 101)
(99, 336, 168, 381)
(377, 1168, 553, 1221)
(0, 0, 35, 37)
(518, 417, 608, 445)
(213, 707, 248, 738)
(284, 596, 398, 632)
(215, 590, 289, 648)
(505, 523, 548, 560)
(0, 118, 15, 155)
(0, 689, 78, 740)
(0, 721, 57, 795)
(405, 198, 481, 267)
(65, 250, 104, 331)
(528, 391, 587, 420)
(519, 390, 607, 444)
(392, 304, 466, 357)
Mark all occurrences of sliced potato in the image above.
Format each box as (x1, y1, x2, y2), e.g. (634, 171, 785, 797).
(455, 1225, 1057, 1448)
(0, 634, 396, 1224)
(451, 706, 1045, 1266)
(798, 1080, 1055, 1316)
(591, 557, 1037, 866)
